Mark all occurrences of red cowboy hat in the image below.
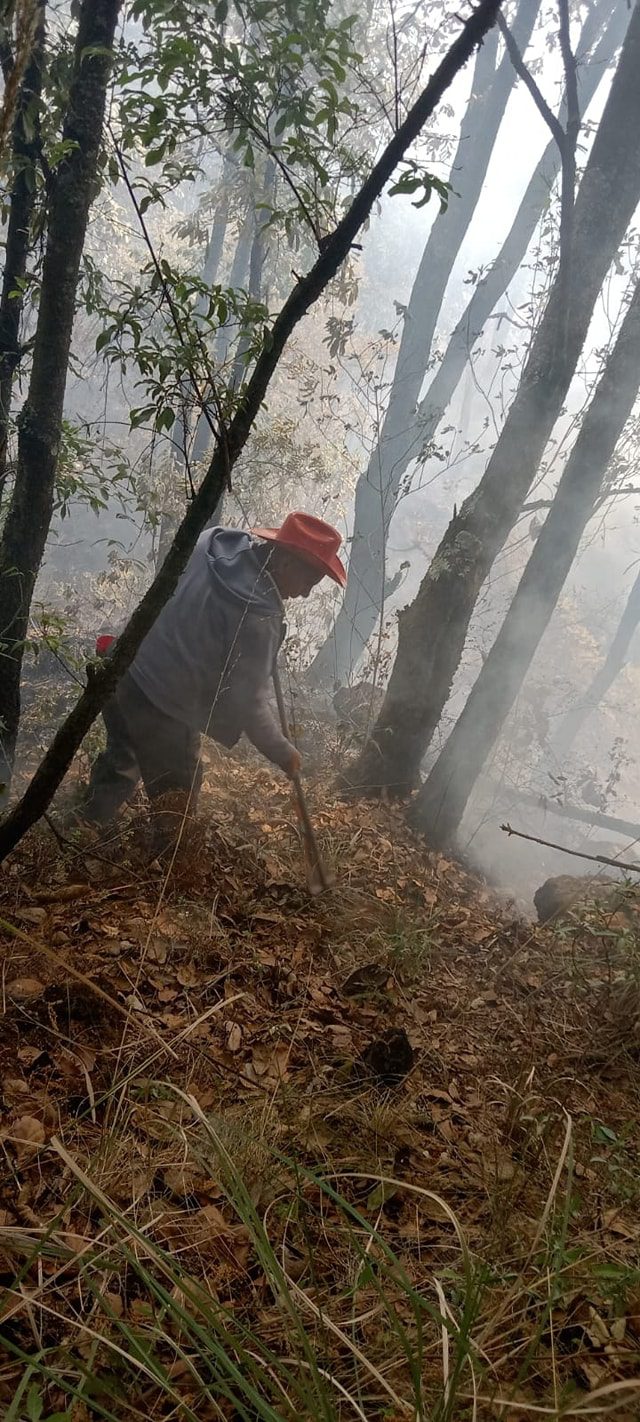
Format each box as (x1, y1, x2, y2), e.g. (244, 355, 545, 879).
(252, 512, 347, 587)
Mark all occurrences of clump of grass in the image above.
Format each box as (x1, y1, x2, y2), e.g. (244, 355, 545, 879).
(2, 1087, 640, 1422)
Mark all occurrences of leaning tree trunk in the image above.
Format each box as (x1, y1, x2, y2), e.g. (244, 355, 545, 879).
(411, 276, 640, 846)
(0, 0, 503, 862)
(347, 0, 640, 799)
(0, 0, 46, 499)
(553, 566, 640, 760)
(0, 0, 121, 784)
(307, 0, 540, 688)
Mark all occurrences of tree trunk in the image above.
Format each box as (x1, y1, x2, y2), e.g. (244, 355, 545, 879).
(0, 0, 121, 784)
(191, 161, 275, 530)
(317, 0, 622, 681)
(0, 0, 46, 500)
(0, 0, 503, 861)
(190, 204, 255, 469)
(307, 0, 541, 688)
(155, 188, 230, 567)
(347, 0, 640, 799)
(411, 277, 640, 845)
(553, 567, 640, 759)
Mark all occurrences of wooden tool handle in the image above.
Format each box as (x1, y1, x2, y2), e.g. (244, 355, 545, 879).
(272, 664, 332, 892)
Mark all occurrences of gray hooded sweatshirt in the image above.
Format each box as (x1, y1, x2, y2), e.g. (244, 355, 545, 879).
(129, 528, 292, 769)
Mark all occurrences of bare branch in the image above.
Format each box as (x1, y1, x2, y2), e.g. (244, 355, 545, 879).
(496, 10, 563, 148)
(501, 822, 640, 876)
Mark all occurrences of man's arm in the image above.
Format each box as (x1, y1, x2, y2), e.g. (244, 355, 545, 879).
(223, 614, 299, 774)
(243, 682, 299, 773)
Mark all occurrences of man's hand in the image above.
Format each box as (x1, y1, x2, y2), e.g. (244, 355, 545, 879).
(283, 746, 302, 779)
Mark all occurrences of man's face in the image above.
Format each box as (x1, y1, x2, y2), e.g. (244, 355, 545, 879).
(272, 550, 325, 599)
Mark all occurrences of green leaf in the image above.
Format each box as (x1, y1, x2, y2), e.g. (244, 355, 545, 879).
(145, 144, 168, 166)
(388, 174, 423, 198)
(366, 1181, 397, 1211)
(26, 1384, 43, 1422)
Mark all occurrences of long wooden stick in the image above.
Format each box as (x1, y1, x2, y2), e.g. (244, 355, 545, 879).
(272, 663, 333, 893)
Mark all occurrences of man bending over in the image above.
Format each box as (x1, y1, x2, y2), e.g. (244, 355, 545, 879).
(84, 513, 346, 841)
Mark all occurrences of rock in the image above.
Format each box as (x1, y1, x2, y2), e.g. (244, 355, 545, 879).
(360, 1028, 414, 1086)
(534, 874, 638, 925)
(341, 962, 389, 998)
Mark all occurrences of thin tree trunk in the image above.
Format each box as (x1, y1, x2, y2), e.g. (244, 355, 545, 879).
(231, 160, 275, 390)
(553, 567, 640, 759)
(0, 0, 45, 499)
(155, 189, 230, 567)
(347, 0, 640, 799)
(192, 161, 275, 529)
(0, 0, 503, 862)
(189, 204, 255, 469)
(411, 277, 640, 846)
(0, 0, 121, 785)
(307, 0, 541, 688)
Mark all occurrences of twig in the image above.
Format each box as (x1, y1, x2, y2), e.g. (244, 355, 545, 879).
(501, 821, 640, 875)
(521, 487, 640, 515)
(224, 95, 323, 247)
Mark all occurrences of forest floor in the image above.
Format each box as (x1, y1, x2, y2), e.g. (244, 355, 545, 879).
(1, 750, 640, 1420)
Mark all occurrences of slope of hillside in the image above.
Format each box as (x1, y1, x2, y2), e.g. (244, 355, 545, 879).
(1, 756, 639, 1419)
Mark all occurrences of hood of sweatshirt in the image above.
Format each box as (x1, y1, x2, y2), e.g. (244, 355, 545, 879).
(203, 528, 282, 615)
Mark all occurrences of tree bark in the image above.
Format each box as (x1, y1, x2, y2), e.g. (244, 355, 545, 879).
(0, 0, 503, 861)
(346, 0, 640, 799)
(0, 0, 46, 499)
(411, 276, 640, 845)
(553, 567, 640, 760)
(307, 0, 541, 688)
(0, 0, 121, 786)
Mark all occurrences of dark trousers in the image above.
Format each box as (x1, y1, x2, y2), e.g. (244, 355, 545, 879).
(84, 672, 202, 825)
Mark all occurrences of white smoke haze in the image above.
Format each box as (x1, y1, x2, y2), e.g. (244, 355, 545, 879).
(5, 0, 640, 910)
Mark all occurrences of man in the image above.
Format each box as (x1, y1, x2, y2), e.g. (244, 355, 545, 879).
(83, 513, 346, 837)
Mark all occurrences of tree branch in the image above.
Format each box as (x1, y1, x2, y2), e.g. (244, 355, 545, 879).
(501, 821, 640, 877)
(0, 0, 503, 861)
(496, 10, 564, 149)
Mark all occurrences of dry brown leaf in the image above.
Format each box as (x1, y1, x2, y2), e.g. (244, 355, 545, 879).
(147, 935, 170, 964)
(6, 976, 45, 1001)
(176, 963, 200, 988)
(7, 1114, 46, 1163)
(14, 906, 47, 924)
(226, 1021, 243, 1052)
